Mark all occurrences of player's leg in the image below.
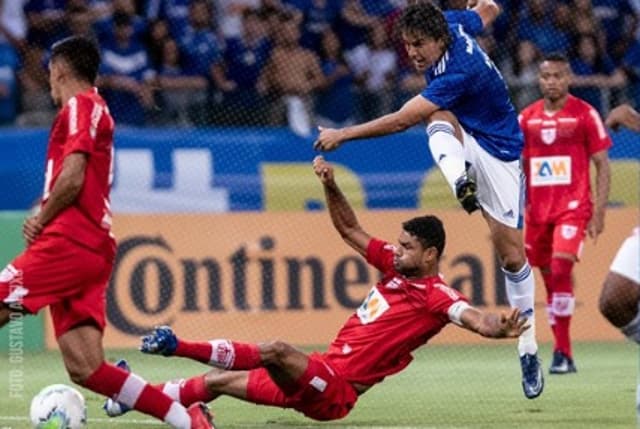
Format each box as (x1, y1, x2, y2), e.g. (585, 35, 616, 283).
(425, 111, 479, 213)
(547, 221, 585, 374)
(524, 223, 555, 351)
(57, 323, 213, 429)
(599, 229, 640, 341)
(600, 273, 640, 337)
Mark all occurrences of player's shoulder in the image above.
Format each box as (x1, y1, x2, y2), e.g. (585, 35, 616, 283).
(519, 99, 544, 121)
(565, 95, 598, 116)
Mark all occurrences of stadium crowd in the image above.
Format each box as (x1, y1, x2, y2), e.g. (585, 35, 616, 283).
(0, 0, 638, 131)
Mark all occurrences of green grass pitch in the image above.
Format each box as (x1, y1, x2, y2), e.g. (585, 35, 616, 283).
(0, 341, 636, 428)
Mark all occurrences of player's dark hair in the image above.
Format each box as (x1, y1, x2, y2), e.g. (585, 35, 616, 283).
(50, 36, 100, 84)
(402, 215, 446, 258)
(397, 2, 451, 48)
(544, 52, 569, 63)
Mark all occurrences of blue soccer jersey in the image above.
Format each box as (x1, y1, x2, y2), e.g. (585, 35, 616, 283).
(421, 10, 523, 161)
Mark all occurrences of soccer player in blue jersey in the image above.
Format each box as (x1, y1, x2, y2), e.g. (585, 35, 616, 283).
(314, 0, 544, 399)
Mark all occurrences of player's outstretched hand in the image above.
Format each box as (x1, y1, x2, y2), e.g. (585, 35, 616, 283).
(313, 126, 345, 152)
(498, 308, 530, 338)
(313, 156, 335, 185)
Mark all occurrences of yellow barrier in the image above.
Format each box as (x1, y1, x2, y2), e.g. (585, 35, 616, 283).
(44, 208, 637, 349)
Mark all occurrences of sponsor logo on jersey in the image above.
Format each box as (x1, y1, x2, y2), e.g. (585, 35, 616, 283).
(357, 287, 390, 325)
(561, 224, 578, 240)
(530, 156, 571, 186)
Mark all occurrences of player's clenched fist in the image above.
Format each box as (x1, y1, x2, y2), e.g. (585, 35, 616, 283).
(313, 126, 345, 152)
(312, 156, 335, 184)
(23, 215, 43, 245)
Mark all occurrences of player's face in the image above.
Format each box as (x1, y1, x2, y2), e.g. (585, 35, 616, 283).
(402, 32, 444, 72)
(539, 61, 571, 102)
(394, 231, 428, 276)
(48, 60, 64, 106)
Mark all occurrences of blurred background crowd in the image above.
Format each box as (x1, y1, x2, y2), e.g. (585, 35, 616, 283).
(0, 0, 638, 132)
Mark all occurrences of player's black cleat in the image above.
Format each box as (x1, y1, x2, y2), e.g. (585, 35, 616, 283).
(549, 350, 577, 374)
(454, 175, 480, 214)
(520, 353, 544, 399)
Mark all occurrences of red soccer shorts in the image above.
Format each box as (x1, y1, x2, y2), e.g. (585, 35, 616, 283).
(246, 352, 358, 421)
(0, 233, 114, 338)
(525, 219, 587, 267)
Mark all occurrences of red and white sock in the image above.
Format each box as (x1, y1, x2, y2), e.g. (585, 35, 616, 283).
(551, 257, 575, 357)
(176, 339, 262, 370)
(83, 362, 191, 429)
(155, 375, 217, 407)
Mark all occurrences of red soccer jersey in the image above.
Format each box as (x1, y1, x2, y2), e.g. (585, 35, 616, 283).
(322, 238, 469, 386)
(41, 87, 115, 254)
(520, 95, 611, 223)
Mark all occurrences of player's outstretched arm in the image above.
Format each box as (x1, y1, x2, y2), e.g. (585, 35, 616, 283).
(469, 0, 501, 29)
(459, 307, 529, 339)
(605, 104, 640, 132)
(313, 156, 371, 257)
(313, 95, 437, 152)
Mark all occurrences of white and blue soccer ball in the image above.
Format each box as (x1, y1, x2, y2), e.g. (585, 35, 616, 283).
(30, 384, 87, 429)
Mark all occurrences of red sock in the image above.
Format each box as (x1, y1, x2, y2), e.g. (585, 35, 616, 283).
(230, 342, 262, 370)
(84, 362, 190, 427)
(551, 258, 575, 358)
(175, 340, 214, 364)
(177, 339, 262, 370)
(155, 375, 216, 407)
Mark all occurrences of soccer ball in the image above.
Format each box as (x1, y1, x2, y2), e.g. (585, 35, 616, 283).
(30, 384, 87, 429)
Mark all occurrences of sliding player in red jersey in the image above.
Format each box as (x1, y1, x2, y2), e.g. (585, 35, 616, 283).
(105, 156, 529, 424)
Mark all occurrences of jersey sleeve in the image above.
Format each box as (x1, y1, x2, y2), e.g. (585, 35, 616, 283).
(421, 71, 469, 110)
(444, 10, 484, 37)
(365, 238, 395, 273)
(426, 282, 470, 324)
(583, 106, 612, 155)
(63, 95, 99, 158)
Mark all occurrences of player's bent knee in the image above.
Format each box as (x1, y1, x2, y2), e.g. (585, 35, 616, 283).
(264, 340, 295, 363)
(598, 274, 637, 327)
(502, 253, 527, 273)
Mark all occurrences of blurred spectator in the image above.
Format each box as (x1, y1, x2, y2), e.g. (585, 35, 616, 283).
(570, 34, 627, 114)
(24, 0, 66, 49)
(337, 0, 396, 52)
(218, 8, 271, 125)
(217, 0, 260, 38)
(258, 13, 323, 135)
(622, 36, 640, 108)
(517, 0, 571, 55)
(153, 37, 208, 126)
(0, 40, 19, 125)
(94, 0, 147, 46)
(144, 0, 190, 40)
(180, 0, 235, 94)
(99, 12, 156, 126)
(63, 4, 97, 41)
(348, 24, 397, 121)
(145, 18, 170, 68)
(284, 0, 342, 52)
(502, 40, 543, 110)
(315, 30, 355, 128)
(0, 0, 27, 50)
(397, 68, 425, 106)
(591, 0, 638, 61)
